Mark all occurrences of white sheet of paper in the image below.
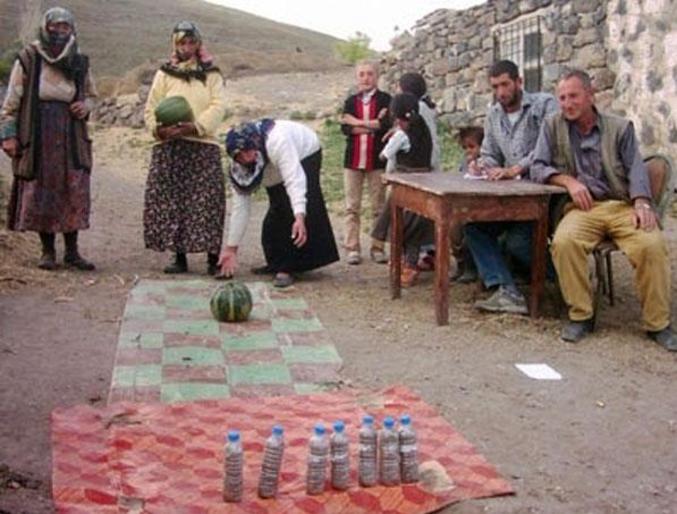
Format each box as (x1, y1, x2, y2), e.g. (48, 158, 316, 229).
(515, 363, 562, 380)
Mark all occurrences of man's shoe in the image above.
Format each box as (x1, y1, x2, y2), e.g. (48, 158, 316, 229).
(370, 248, 388, 264)
(64, 253, 96, 271)
(38, 251, 57, 271)
(647, 326, 677, 351)
(346, 251, 361, 265)
(474, 286, 528, 315)
(561, 319, 594, 343)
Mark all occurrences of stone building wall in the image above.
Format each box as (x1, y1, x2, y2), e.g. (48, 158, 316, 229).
(382, 0, 676, 157)
(607, 0, 677, 154)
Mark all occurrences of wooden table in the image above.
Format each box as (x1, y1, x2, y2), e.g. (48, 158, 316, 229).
(385, 173, 566, 325)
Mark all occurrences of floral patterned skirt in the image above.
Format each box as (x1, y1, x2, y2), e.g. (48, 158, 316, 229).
(8, 101, 90, 233)
(143, 139, 225, 254)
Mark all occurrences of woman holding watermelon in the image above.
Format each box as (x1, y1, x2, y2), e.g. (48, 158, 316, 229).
(142, 21, 227, 275)
(220, 120, 339, 287)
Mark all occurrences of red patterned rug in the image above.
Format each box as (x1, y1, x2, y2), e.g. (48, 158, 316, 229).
(52, 386, 513, 513)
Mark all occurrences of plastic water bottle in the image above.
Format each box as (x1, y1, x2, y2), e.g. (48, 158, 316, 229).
(306, 423, 329, 495)
(358, 415, 377, 487)
(258, 425, 284, 499)
(223, 430, 243, 502)
(330, 420, 350, 490)
(379, 416, 400, 486)
(399, 414, 419, 483)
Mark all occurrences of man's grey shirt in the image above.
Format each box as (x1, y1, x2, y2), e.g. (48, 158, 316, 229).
(530, 116, 651, 200)
(480, 91, 558, 173)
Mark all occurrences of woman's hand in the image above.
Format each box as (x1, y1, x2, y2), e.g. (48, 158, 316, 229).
(1, 137, 19, 158)
(291, 214, 307, 247)
(157, 122, 197, 140)
(218, 247, 238, 277)
(69, 101, 88, 120)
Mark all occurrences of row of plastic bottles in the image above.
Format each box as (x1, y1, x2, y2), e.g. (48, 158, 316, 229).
(222, 415, 419, 502)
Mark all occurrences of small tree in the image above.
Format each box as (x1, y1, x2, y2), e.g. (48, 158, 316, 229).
(335, 32, 374, 65)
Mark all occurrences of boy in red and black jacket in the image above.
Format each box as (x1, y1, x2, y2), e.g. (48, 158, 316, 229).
(340, 60, 391, 265)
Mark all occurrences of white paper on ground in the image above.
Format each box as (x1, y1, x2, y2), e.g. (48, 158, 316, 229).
(515, 363, 562, 380)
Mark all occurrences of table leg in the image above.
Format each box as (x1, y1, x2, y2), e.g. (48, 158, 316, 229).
(390, 203, 403, 299)
(433, 218, 450, 325)
(529, 209, 549, 318)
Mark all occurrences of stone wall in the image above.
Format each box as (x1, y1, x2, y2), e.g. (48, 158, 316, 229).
(382, 0, 676, 157)
(607, 0, 677, 154)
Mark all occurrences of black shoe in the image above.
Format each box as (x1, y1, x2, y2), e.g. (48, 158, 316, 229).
(647, 326, 677, 351)
(561, 319, 594, 343)
(64, 253, 96, 271)
(251, 264, 274, 275)
(207, 253, 219, 276)
(164, 253, 187, 274)
(38, 251, 57, 271)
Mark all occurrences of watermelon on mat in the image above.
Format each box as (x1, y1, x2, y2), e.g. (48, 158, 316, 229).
(210, 282, 253, 323)
(154, 96, 194, 126)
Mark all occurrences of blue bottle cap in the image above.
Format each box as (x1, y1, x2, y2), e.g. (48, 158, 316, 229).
(272, 425, 284, 436)
(362, 414, 374, 425)
(383, 416, 395, 429)
(333, 420, 345, 432)
(227, 430, 240, 442)
(400, 414, 411, 425)
(314, 423, 325, 435)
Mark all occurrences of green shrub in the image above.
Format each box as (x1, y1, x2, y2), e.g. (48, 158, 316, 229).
(335, 32, 374, 65)
(318, 119, 345, 210)
(437, 123, 464, 172)
(0, 40, 22, 83)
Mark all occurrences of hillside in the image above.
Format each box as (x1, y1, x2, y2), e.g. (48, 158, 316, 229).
(0, 0, 345, 78)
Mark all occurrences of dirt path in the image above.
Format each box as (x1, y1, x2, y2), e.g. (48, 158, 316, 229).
(1, 71, 677, 514)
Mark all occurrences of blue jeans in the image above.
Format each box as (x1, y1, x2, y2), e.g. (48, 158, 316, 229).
(464, 221, 548, 288)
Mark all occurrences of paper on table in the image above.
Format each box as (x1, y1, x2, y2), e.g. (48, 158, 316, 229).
(515, 363, 562, 380)
(463, 173, 488, 180)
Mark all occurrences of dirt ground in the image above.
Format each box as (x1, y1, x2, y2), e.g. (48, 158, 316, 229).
(1, 71, 676, 514)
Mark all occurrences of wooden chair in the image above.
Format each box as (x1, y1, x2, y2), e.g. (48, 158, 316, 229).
(592, 154, 675, 322)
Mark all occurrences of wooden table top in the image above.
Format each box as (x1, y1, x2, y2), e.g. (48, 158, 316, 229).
(384, 172, 567, 197)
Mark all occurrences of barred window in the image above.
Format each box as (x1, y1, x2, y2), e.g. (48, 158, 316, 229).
(493, 16, 543, 92)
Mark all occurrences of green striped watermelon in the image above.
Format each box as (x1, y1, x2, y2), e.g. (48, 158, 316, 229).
(210, 282, 253, 323)
(154, 95, 194, 126)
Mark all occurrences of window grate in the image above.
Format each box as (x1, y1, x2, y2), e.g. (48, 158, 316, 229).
(493, 17, 542, 92)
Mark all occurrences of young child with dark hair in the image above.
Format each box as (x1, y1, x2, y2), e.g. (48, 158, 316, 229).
(372, 93, 433, 286)
(450, 126, 484, 282)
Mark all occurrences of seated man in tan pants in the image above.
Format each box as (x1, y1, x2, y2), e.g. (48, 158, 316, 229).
(531, 69, 675, 350)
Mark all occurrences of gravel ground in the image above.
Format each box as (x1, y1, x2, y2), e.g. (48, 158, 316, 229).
(1, 71, 676, 514)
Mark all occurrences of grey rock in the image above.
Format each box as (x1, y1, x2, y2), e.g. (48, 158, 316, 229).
(592, 69, 616, 91)
(573, 44, 606, 69)
(657, 102, 671, 120)
(572, 0, 599, 13)
(646, 71, 663, 93)
(640, 123, 656, 146)
(573, 28, 600, 48)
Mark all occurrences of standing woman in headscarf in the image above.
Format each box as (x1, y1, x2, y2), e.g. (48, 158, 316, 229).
(220, 119, 339, 287)
(143, 21, 227, 275)
(0, 7, 96, 270)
